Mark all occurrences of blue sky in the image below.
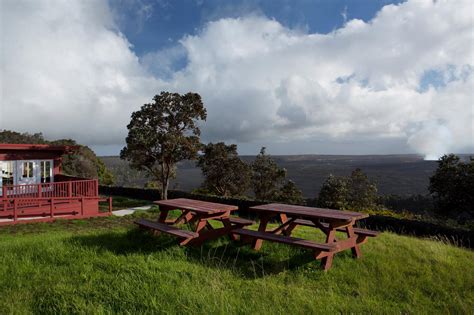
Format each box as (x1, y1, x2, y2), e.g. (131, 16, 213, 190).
(2, 0, 473, 157)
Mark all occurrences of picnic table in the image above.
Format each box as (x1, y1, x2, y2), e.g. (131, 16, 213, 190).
(234, 203, 379, 270)
(135, 198, 253, 246)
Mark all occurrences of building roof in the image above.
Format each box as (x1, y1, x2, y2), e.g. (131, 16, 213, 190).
(0, 143, 78, 153)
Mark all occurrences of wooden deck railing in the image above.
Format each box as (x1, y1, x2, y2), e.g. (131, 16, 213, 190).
(0, 196, 112, 225)
(0, 178, 99, 199)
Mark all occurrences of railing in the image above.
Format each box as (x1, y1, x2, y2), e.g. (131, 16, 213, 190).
(0, 178, 99, 199)
(0, 196, 112, 225)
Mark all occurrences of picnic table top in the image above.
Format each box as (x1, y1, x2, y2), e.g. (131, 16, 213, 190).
(249, 203, 368, 221)
(154, 198, 238, 215)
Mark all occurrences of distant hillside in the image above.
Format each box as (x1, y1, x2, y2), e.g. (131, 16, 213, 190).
(101, 154, 448, 197)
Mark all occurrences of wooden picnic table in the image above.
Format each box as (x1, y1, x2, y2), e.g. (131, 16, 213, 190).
(135, 198, 253, 246)
(234, 203, 379, 270)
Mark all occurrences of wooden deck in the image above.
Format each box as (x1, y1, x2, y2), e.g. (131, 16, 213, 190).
(0, 178, 112, 225)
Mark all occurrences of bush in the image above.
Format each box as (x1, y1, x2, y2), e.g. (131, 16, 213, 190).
(317, 168, 378, 212)
(429, 154, 474, 219)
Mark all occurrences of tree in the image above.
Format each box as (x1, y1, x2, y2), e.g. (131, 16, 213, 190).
(197, 142, 251, 197)
(96, 158, 115, 186)
(275, 180, 305, 205)
(317, 169, 378, 211)
(0, 130, 44, 144)
(347, 168, 378, 210)
(251, 147, 286, 200)
(429, 154, 474, 217)
(317, 175, 349, 210)
(0, 130, 114, 185)
(121, 92, 206, 199)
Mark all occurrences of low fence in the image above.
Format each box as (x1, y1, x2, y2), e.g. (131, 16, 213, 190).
(99, 185, 473, 248)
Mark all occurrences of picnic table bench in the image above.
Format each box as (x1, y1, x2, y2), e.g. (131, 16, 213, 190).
(135, 198, 254, 246)
(235, 203, 379, 270)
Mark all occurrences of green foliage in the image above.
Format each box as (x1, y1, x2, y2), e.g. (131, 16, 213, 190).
(144, 181, 160, 189)
(0, 130, 114, 185)
(96, 158, 115, 185)
(121, 91, 207, 199)
(274, 180, 305, 205)
(251, 147, 287, 200)
(347, 168, 378, 210)
(197, 142, 251, 197)
(0, 218, 472, 313)
(429, 154, 474, 218)
(317, 175, 350, 210)
(191, 187, 213, 196)
(318, 168, 378, 211)
(0, 130, 45, 144)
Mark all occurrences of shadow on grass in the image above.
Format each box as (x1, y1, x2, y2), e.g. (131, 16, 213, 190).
(69, 227, 326, 279)
(68, 229, 178, 255)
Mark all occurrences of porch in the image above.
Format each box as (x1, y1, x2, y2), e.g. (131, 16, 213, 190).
(0, 175, 112, 225)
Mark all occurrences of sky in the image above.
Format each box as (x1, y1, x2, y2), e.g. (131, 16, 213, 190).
(0, 0, 473, 158)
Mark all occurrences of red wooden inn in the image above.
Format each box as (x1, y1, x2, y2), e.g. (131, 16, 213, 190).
(0, 144, 112, 226)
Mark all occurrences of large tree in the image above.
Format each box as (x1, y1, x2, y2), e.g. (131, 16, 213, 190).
(197, 142, 251, 197)
(121, 92, 206, 199)
(0, 130, 114, 185)
(251, 147, 286, 200)
(429, 154, 474, 217)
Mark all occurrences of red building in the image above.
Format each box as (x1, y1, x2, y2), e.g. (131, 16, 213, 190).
(0, 144, 111, 225)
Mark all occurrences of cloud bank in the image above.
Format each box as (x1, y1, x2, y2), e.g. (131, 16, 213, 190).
(1, 0, 473, 158)
(1, 0, 160, 144)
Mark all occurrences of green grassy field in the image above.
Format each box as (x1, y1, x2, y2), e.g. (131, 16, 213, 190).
(0, 213, 473, 314)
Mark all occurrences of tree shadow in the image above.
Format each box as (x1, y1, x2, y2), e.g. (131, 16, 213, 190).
(69, 227, 325, 279)
(68, 228, 178, 255)
(181, 241, 322, 279)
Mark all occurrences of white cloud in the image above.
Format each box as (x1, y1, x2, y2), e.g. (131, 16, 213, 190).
(1, 0, 473, 158)
(168, 0, 474, 157)
(0, 0, 161, 144)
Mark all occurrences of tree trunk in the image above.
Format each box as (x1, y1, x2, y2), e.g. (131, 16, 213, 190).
(161, 179, 169, 200)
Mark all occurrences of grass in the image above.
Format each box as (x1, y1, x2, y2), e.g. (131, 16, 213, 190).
(99, 195, 152, 212)
(0, 213, 473, 314)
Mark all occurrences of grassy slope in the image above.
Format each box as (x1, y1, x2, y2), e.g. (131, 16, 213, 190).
(0, 215, 473, 314)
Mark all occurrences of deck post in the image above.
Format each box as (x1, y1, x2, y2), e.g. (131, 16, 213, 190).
(108, 197, 113, 213)
(2, 188, 6, 211)
(50, 198, 54, 218)
(68, 181, 72, 198)
(13, 199, 17, 223)
(81, 197, 85, 216)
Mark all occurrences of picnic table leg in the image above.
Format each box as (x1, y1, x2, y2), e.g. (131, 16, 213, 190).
(180, 218, 207, 246)
(194, 219, 207, 233)
(221, 217, 238, 241)
(253, 214, 270, 250)
(278, 214, 299, 236)
(174, 210, 193, 225)
(346, 225, 362, 258)
(321, 229, 336, 271)
(158, 209, 170, 223)
(187, 212, 236, 246)
(152, 208, 170, 236)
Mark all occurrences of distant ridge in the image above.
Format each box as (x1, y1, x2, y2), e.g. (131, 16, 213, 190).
(99, 154, 461, 197)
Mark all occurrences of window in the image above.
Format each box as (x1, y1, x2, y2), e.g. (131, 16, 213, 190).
(1, 161, 14, 186)
(40, 161, 52, 183)
(22, 162, 34, 178)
